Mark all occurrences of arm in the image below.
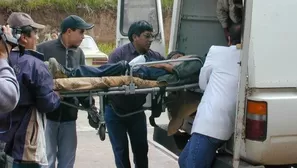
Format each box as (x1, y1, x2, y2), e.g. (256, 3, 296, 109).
(108, 49, 121, 63)
(0, 59, 19, 113)
(0, 25, 19, 113)
(198, 57, 213, 91)
(216, 0, 229, 29)
(34, 63, 60, 113)
(79, 49, 86, 65)
(149, 63, 174, 73)
(229, 4, 242, 24)
(161, 64, 173, 73)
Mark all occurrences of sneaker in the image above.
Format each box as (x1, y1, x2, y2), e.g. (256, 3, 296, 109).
(48, 58, 68, 79)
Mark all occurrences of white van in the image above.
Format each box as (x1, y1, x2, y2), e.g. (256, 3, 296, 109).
(117, 0, 297, 167)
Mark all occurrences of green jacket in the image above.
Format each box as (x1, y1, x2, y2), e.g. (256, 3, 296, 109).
(157, 55, 206, 85)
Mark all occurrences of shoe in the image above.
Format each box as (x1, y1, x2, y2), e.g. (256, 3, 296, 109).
(48, 58, 68, 79)
(87, 106, 100, 129)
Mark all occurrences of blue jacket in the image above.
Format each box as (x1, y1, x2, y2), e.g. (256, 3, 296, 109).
(0, 50, 60, 161)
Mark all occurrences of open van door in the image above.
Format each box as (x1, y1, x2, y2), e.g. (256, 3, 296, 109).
(169, 0, 227, 56)
(116, 0, 166, 56)
(116, 0, 166, 108)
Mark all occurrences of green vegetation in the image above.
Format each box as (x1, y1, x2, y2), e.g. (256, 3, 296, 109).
(0, 0, 173, 12)
(162, 0, 174, 12)
(0, 0, 173, 55)
(0, 0, 117, 11)
(98, 42, 116, 56)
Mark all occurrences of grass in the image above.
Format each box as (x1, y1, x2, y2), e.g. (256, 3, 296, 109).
(162, 0, 174, 12)
(0, 0, 118, 11)
(98, 42, 116, 56)
(0, 0, 173, 12)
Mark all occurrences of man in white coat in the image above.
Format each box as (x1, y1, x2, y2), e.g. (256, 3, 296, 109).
(178, 23, 242, 168)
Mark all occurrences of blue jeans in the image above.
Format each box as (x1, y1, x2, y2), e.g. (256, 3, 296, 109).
(68, 60, 168, 80)
(134, 66, 168, 80)
(105, 105, 148, 168)
(44, 120, 77, 168)
(178, 133, 225, 168)
(69, 60, 128, 77)
(13, 162, 40, 168)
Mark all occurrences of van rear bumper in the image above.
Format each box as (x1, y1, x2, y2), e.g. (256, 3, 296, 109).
(241, 139, 297, 165)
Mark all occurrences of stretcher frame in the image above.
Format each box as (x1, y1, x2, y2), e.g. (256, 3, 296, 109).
(58, 57, 202, 141)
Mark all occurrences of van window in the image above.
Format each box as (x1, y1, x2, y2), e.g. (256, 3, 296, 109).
(120, 0, 159, 36)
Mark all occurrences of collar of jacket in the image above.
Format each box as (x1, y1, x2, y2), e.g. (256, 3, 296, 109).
(57, 35, 79, 51)
(11, 49, 44, 61)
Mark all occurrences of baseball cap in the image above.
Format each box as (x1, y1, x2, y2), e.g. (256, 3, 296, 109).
(60, 15, 94, 33)
(7, 12, 45, 29)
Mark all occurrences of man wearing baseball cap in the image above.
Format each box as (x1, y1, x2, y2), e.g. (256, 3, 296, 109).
(0, 12, 61, 168)
(7, 12, 45, 50)
(8, 12, 45, 29)
(37, 15, 94, 168)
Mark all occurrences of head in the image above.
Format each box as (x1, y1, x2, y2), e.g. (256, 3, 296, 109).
(229, 23, 242, 45)
(60, 15, 94, 48)
(167, 50, 185, 59)
(51, 31, 58, 40)
(128, 20, 154, 54)
(7, 12, 45, 50)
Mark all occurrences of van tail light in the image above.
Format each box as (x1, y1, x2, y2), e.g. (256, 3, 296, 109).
(246, 100, 267, 141)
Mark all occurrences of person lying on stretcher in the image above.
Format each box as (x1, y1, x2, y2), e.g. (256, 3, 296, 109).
(44, 50, 186, 79)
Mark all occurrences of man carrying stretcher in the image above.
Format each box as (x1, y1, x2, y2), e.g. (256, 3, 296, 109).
(46, 37, 205, 140)
(47, 20, 205, 168)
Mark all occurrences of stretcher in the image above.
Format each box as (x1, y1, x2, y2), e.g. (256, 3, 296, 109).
(54, 58, 202, 141)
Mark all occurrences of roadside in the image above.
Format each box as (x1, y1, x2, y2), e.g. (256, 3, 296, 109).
(75, 110, 179, 168)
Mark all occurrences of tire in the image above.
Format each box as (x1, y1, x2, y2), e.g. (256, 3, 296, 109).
(99, 124, 106, 141)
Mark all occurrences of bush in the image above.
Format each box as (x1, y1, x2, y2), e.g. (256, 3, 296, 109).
(0, 0, 173, 12)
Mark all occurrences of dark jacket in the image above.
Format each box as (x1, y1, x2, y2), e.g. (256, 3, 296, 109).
(0, 50, 60, 160)
(37, 36, 86, 122)
(108, 43, 164, 115)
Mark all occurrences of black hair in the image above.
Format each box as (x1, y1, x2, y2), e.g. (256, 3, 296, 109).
(229, 23, 242, 45)
(128, 20, 153, 42)
(167, 50, 185, 59)
(20, 26, 36, 37)
(61, 28, 76, 34)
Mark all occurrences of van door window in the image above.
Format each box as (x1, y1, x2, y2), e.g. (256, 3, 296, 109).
(120, 0, 159, 36)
